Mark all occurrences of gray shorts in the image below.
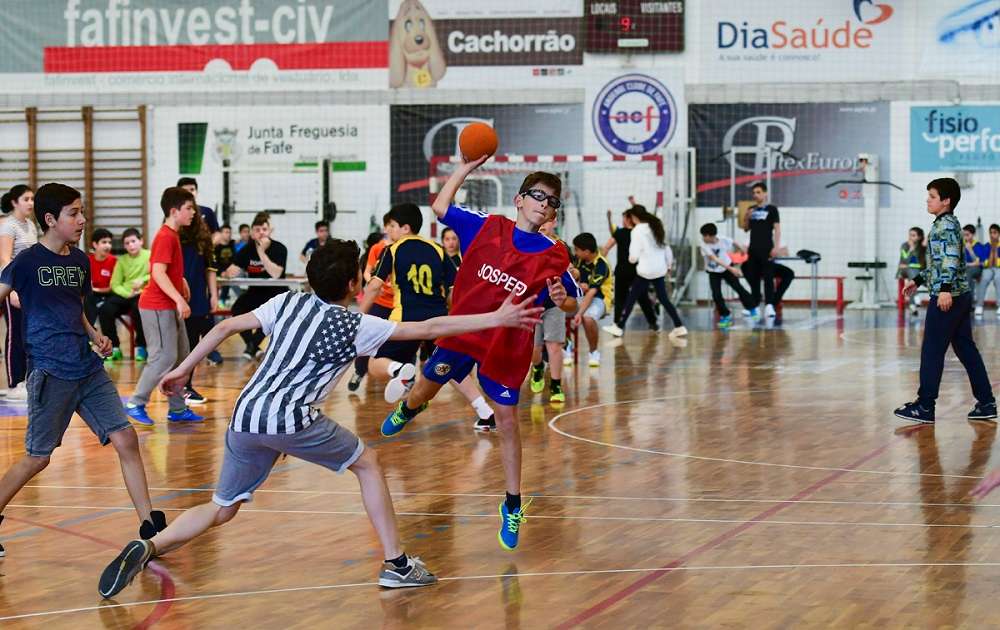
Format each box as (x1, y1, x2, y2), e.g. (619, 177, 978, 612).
(583, 299, 607, 321)
(534, 306, 567, 345)
(25, 369, 132, 457)
(213, 416, 364, 506)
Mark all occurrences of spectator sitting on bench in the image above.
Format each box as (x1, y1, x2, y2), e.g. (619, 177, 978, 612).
(99, 228, 149, 362)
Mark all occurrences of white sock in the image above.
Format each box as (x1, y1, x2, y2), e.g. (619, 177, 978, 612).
(388, 361, 403, 377)
(471, 395, 493, 420)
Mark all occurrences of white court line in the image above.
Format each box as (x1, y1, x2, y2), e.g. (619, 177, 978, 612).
(547, 390, 984, 479)
(4, 562, 1000, 622)
(20, 484, 1000, 509)
(6, 503, 999, 530)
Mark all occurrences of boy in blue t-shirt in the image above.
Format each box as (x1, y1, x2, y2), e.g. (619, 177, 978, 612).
(0, 183, 165, 557)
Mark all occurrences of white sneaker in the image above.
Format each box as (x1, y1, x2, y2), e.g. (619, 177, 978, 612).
(976, 305, 984, 318)
(668, 326, 688, 338)
(764, 304, 776, 319)
(602, 323, 624, 337)
(384, 363, 416, 403)
(563, 349, 574, 366)
(5, 383, 27, 401)
(588, 350, 600, 367)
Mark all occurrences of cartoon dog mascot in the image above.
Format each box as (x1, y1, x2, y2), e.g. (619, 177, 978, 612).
(389, 0, 447, 88)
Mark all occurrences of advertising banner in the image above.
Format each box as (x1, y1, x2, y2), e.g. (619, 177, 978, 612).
(388, 0, 583, 89)
(153, 105, 389, 263)
(390, 104, 583, 204)
(698, 0, 905, 83)
(690, 103, 892, 207)
(0, 0, 387, 92)
(917, 0, 1000, 80)
(585, 66, 685, 155)
(911, 106, 1000, 172)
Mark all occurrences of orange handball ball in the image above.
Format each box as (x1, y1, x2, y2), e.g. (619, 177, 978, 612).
(458, 122, 498, 161)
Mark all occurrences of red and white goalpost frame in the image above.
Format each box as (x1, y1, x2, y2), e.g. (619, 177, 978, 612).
(428, 153, 665, 211)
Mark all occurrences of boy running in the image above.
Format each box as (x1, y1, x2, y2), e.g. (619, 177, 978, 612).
(381, 157, 580, 551)
(895, 178, 996, 424)
(0, 183, 164, 557)
(97, 239, 542, 598)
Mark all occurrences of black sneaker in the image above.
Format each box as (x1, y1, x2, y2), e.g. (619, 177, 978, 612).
(98, 539, 154, 599)
(474, 415, 497, 432)
(0, 514, 5, 557)
(184, 388, 207, 405)
(894, 401, 935, 424)
(138, 510, 167, 540)
(969, 401, 998, 422)
(347, 371, 364, 392)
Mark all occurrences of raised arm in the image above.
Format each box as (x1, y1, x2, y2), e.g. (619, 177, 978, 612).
(431, 155, 489, 219)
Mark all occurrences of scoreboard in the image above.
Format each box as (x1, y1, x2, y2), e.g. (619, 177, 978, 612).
(585, 1, 685, 52)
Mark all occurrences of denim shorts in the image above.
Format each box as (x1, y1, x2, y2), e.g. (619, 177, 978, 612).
(25, 369, 131, 457)
(213, 416, 364, 506)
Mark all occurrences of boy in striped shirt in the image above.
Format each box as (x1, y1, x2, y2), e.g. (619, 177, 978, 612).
(98, 239, 542, 598)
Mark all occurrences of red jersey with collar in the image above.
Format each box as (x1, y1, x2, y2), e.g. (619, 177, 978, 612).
(436, 215, 569, 389)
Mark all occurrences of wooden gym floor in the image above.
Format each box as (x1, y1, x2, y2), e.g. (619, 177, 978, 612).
(2, 307, 1000, 628)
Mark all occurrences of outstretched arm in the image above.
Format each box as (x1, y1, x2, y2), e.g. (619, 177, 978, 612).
(160, 313, 261, 395)
(390, 292, 542, 341)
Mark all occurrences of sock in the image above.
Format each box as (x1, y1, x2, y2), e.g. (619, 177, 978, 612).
(505, 492, 521, 512)
(471, 396, 493, 420)
(400, 402, 422, 419)
(388, 361, 404, 378)
(550, 379, 562, 391)
(532, 362, 544, 372)
(387, 553, 411, 574)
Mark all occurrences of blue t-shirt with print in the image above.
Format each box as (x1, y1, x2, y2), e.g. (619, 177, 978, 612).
(0, 243, 103, 379)
(442, 205, 581, 306)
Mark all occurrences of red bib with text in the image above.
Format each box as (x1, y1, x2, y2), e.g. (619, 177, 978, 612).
(437, 215, 569, 389)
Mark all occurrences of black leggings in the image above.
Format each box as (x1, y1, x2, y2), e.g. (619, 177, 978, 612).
(709, 271, 755, 317)
(620, 276, 682, 329)
(614, 271, 657, 326)
(184, 314, 215, 388)
(3, 299, 26, 387)
(231, 289, 283, 352)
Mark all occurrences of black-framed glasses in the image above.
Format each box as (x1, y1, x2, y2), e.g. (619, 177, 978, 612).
(520, 188, 561, 209)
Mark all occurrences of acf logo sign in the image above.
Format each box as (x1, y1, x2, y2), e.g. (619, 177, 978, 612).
(591, 73, 678, 155)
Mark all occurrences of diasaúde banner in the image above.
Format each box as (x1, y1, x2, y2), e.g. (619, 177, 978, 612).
(690, 102, 892, 207)
(0, 0, 387, 92)
(698, 0, 906, 83)
(388, 0, 583, 89)
(911, 106, 1000, 172)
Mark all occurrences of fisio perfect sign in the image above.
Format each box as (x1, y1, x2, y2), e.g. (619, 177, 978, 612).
(911, 106, 1000, 172)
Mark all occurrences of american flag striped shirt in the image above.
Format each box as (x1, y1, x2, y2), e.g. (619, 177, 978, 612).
(231, 292, 395, 434)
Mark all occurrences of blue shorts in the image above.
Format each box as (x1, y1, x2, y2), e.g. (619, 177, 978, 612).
(422, 347, 519, 406)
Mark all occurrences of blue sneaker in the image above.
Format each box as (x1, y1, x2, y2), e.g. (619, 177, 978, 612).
(135, 347, 147, 362)
(125, 403, 154, 426)
(381, 401, 427, 437)
(498, 498, 532, 551)
(749, 307, 760, 320)
(167, 408, 204, 423)
(718, 315, 733, 329)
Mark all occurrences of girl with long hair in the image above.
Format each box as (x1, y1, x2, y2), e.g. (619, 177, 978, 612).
(603, 205, 686, 339)
(179, 209, 220, 404)
(0, 185, 37, 398)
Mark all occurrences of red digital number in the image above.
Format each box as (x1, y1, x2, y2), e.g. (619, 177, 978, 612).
(620, 16, 632, 32)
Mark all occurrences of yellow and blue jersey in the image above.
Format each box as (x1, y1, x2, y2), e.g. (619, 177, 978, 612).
(374, 235, 454, 322)
(577, 254, 613, 310)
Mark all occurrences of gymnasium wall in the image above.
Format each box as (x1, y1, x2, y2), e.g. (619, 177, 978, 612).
(0, 0, 996, 302)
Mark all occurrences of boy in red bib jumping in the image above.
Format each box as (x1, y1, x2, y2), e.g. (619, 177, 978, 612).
(381, 156, 579, 550)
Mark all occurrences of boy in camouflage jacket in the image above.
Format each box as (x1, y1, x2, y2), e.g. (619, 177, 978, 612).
(895, 178, 996, 424)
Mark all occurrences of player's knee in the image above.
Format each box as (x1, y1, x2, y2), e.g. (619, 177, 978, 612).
(215, 503, 241, 526)
(25, 454, 50, 473)
(494, 411, 518, 431)
(108, 426, 139, 452)
(350, 447, 380, 474)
